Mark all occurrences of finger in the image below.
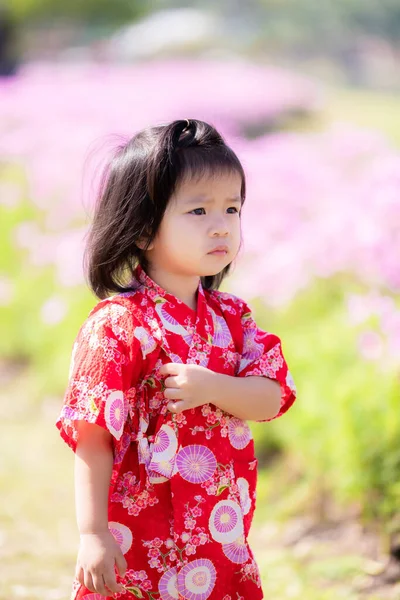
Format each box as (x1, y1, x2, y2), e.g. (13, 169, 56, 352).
(83, 571, 95, 593)
(103, 568, 124, 594)
(168, 401, 185, 413)
(75, 566, 84, 586)
(164, 375, 179, 388)
(91, 572, 109, 596)
(159, 363, 181, 376)
(164, 387, 185, 400)
(115, 552, 128, 579)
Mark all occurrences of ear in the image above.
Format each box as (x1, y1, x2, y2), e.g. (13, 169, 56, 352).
(136, 237, 154, 251)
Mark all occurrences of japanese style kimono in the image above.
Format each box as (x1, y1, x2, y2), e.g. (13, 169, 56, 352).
(56, 264, 296, 600)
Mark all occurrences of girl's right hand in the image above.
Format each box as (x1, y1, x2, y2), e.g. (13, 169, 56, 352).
(75, 531, 127, 597)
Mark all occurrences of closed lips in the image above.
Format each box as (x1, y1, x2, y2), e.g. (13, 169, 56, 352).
(209, 246, 228, 253)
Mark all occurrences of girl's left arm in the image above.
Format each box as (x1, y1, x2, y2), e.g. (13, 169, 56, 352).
(161, 297, 296, 421)
(208, 371, 282, 421)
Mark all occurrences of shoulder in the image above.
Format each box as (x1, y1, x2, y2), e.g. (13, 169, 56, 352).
(81, 288, 144, 343)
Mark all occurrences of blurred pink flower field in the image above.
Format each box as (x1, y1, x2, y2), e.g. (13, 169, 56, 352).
(1, 59, 399, 365)
(1, 59, 400, 600)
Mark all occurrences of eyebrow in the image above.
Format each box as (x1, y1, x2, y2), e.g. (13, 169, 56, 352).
(184, 196, 242, 206)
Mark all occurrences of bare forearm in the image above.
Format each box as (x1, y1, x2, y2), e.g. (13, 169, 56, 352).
(210, 373, 281, 421)
(74, 422, 114, 535)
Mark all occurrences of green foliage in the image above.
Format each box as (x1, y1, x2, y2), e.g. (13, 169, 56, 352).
(2, 187, 399, 525)
(0, 180, 96, 398)
(249, 277, 400, 524)
(258, 0, 400, 45)
(9, 0, 148, 25)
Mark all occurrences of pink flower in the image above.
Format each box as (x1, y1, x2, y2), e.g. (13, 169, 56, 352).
(175, 412, 187, 424)
(128, 505, 141, 516)
(184, 518, 196, 529)
(122, 497, 133, 509)
(148, 548, 159, 558)
(185, 544, 196, 556)
(358, 330, 384, 361)
(149, 558, 161, 569)
(191, 535, 201, 546)
(142, 579, 152, 590)
(192, 506, 202, 517)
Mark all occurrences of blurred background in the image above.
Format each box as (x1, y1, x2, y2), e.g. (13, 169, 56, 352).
(1, 1, 400, 598)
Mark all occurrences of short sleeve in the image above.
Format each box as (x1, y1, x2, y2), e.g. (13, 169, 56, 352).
(55, 299, 143, 452)
(236, 300, 296, 422)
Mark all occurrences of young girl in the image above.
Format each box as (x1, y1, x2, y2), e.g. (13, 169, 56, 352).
(56, 118, 296, 600)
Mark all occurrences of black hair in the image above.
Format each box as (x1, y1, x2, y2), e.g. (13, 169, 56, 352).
(84, 119, 246, 299)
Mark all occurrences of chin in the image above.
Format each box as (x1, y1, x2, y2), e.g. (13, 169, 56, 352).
(200, 263, 230, 277)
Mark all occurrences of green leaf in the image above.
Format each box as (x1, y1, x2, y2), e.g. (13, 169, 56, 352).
(216, 485, 229, 495)
(146, 377, 156, 388)
(126, 586, 144, 598)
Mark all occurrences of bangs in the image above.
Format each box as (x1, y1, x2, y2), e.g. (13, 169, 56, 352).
(175, 146, 246, 200)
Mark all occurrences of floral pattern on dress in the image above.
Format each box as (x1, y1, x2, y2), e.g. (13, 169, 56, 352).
(56, 264, 296, 599)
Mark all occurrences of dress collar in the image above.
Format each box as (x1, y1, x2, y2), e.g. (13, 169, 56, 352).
(134, 263, 205, 314)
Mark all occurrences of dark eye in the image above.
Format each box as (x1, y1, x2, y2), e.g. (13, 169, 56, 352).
(190, 208, 206, 215)
(227, 207, 239, 214)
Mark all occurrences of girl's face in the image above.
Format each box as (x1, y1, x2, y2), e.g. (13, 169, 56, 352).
(146, 171, 243, 278)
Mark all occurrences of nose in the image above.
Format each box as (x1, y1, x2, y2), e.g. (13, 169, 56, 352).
(209, 214, 229, 237)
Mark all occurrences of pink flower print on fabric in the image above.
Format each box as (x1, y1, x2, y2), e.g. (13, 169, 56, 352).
(158, 566, 179, 600)
(148, 469, 169, 484)
(133, 325, 158, 357)
(108, 521, 133, 555)
(242, 326, 265, 360)
(286, 369, 296, 393)
(263, 343, 284, 376)
(236, 478, 251, 515)
(222, 534, 250, 564)
(105, 391, 127, 439)
(177, 558, 217, 600)
(155, 299, 193, 346)
(209, 500, 244, 543)
(209, 308, 232, 348)
(176, 446, 217, 484)
(228, 418, 252, 450)
(149, 424, 178, 479)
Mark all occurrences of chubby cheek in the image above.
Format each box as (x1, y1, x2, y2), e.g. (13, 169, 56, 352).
(159, 219, 201, 260)
(228, 223, 241, 258)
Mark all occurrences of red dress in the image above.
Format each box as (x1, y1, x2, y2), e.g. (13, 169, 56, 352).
(56, 264, 296, 600)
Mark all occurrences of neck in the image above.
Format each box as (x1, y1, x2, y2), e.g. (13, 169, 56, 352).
(145, 265, 200, 311)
